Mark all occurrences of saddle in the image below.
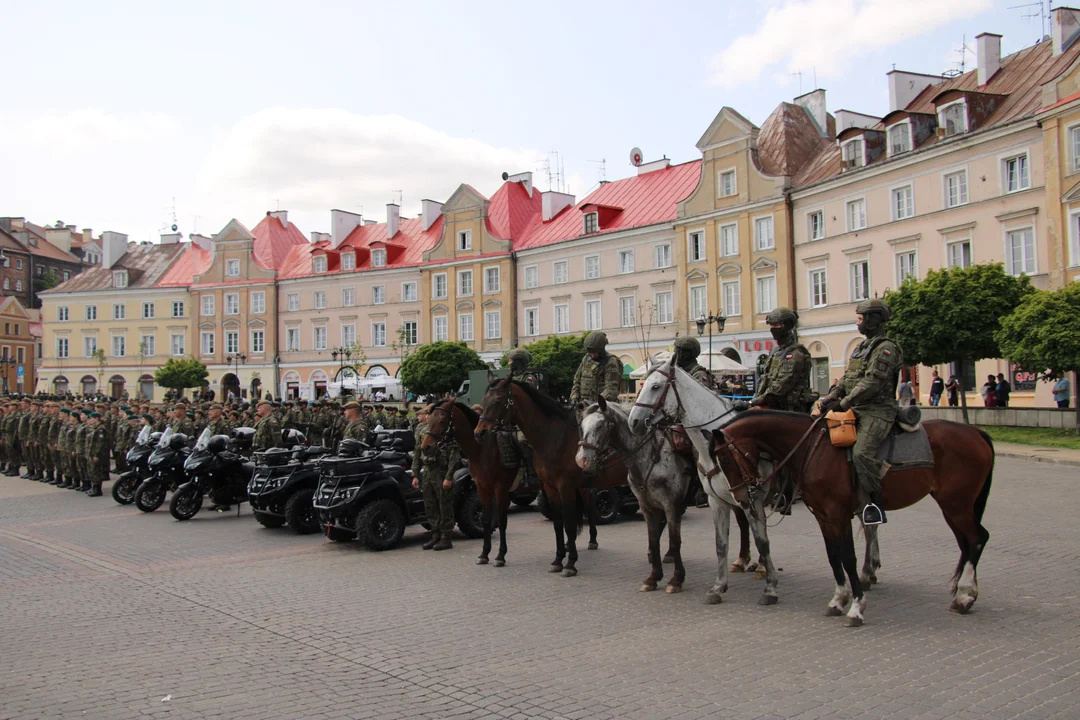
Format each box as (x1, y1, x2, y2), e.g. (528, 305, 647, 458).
(875, 423, 934, 471)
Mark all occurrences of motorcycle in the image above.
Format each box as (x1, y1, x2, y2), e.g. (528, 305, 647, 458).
(133, 428, 191, 513)
(248, 442, 331, 533)
(168, 428, 253, 521)
(111, 426, 161, 505)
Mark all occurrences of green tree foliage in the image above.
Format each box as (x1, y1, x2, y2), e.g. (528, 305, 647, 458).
(500, 334, 586, 401)
(154, 357, 209, 396)
(399, 342, 486, 397)
(884, 263, 1034, 422)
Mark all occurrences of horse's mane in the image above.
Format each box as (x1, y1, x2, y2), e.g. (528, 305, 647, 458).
(724, 409, 816, 429)
(452, 401, 480, 426)
(511, 380, 572, 420)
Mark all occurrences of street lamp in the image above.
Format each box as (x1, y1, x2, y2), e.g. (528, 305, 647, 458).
(0, 357, 17, 394)
(226, 353, 247, 375)
(695, 311, 728, 364)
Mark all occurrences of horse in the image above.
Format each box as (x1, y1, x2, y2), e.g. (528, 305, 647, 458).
(420, 400, 519, 567)
(709, 411, 994, 626)
(577, 396, 689, 593)
(475, 378, 628, 577)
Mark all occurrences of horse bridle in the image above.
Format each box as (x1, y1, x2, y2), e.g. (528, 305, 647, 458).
(633, 364, 736, 430)
(479, 382, 514, 432)
(425, 403, 456, 448)
(714, 415, 828, 493)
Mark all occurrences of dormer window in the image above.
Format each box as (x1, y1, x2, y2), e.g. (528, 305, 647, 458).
(313, 255, 327, 273)
(341, 252, 356, 271)
(226, 259, 240, 277)
(583, 212, 599, 234)
(939, 100, 967, 137)
(372, 249, 386, 267)
(112, 270, 128, 288)
(458, 230, 472, 251)
(841, 138, 864, 169)
(888, 123, 911, 156)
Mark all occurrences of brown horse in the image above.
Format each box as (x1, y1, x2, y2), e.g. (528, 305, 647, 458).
(709, 411, 994, 626)
(420, 400, 518, 567)
(475, 378, 628, 577)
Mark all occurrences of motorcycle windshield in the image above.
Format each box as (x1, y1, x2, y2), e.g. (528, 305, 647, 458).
(194, 428, 212, 452)
(136, 426, 151, 445)
(157, 427, 174, 449)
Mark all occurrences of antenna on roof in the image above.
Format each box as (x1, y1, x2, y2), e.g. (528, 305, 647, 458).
(159, 197, 179, 234)
(1008, 1, 1050, 41)
(390, 190, 403, 206)
(943, 34, 974, 77)
(790, 71, 803, 95)
(539, 151, 565, 193)
(587, 158, 607, 183)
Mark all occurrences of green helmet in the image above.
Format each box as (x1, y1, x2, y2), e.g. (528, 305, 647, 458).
(765, 307, 799, 331)
(855, 298, 891, 335)
(508, 348, 531, 371)
(673, 336, 701, 359)
(584, 331, 609, 353)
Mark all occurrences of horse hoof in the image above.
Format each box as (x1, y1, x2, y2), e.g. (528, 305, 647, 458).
(746, 562, 761, 573)
(754, 569, 767, 581)
(728, 563, 746, 573)
(549, 564, 564, 573)
(665, 584, 682, 594)
(476, 557, 489, 565)
(758, 594, 779, 606)
(640, 583, 657, 592)
(588, 542, 598, 550)
(662, 555, 675, 565)
(493, 559, 505, 568)
(950, 599, 974, 614)
(703, 592, 722, 605)
(561, 568, 578, 578)
(825, 606, 844, 617)
(847, 616, 864, 628)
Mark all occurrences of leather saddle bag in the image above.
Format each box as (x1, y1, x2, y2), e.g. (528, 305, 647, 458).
(825, 409, 857, 448)
(669, 425, 693, 455)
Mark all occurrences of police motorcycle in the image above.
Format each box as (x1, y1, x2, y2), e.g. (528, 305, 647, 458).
(248, 435, 331, 533)
(111, 426, 160, 505)
(169, 427, 261, 521)
(133, 428, 192, 513)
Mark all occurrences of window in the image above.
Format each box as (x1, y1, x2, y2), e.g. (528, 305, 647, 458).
(718, 169, 737, 197)
(12, 324, 17, 336)
(171, 333, 185, 356)
(286, 328, 300, 352)
(618, 250, 634, 274)
(225, 293, 239, 315)
(553, 261, 568, 284)
(888, 123, 911, 155)
(337, 324, 354, 347)
(485, 311, 501, 339)
(458, 230, 472, 251)
(846, 199, 867, 231)
(754, 217, 775, 250)
(287, 294, 299, 312)
(944, 170, 968, 207)
(524, 265, 538, 289)
(140, 334, 155, 357)
(459, 313, 474, 341)
(112, 270, 127, 288)
(57, 337, 69, 358)
(554, 304, 570, 334)
(16, 347, 23, 364)
(114, 304, 126, 320)
(1004, 154, 1030, 193)
(720, 223, 738, 256)
(110, 335, 125, 357)
(688, 230, 706, 262)
(892, 185, 914, 221)
(484, 267, 500, 293)
(172, 301, 185, 318)
(1072, 126, 1080, 173)
(654, 244, 672, 268)
(756, 276, 777, 314)
(402, 320, 418, 345)
(63, 271, 70, 281)
(201, 295, 215, 316)
(15, 280, 21, 292)
(524, 307, 539, 336)
(947, 240, 973, 269)
(689, 285, 707, 321)
(372, 286, 385, 305)
(372, 249, 386, 267)
(940, 101, 967, 137)
(585, 300, 602, 330)
(433, 316, 447, 342)
(342, 288, 355, 307)
(313, 256, 327, 273)
(584, 255, 600, 280)
(36, 343, 40, 360)
(372, 322, 386, 347)
(341, 253, 355, 271)
(810, 269, 828, 308)
(251, 329, 265, 353)
(808, 211, 825, 241)
(897, 251, 918, 284)
(85, 305, 97, 321)
(722, 279, 741, 316)
(432, 273, 447, 299)
(402, 282, 417, 302)
(841, 138, 864, 168)
(2, 279, 8, 291)
(1006, 228, 1035, 275)
(141, 301, 153, 319)
(226, 259, 240, 277)
(583, 212, 599, 234)
(851, 261, 870, 301)
(201, 331, 215, 355)
(15, 259, 22, 270)
(250, 292, 264, 314)
(654, 292, 673, 324)
(84, 336, 98, 357)
(314, 326, 327, 350)
(314, 291, 326, 310)
(620, 297, 636, 327)
(58, 306, 69, 322)
(458, 270, 473, 297)
(36, 265, 42, 276)
(225, 330, 239, 354)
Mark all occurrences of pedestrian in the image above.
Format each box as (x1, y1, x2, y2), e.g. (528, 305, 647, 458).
(929, 370, 945, 407)
(946, 375, 960, 407)
(995, 373, 1011, 408)
(898, 378, 914, 407)
(981, 375, 998, 408)
(1053, 375, 1071, 409)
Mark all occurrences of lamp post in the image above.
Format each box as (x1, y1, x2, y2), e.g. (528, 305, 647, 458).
(226, 352, 247, 398)
(331, 346, 356, 383)
(695, 311, 728, 369)
(0, 357, 16, 394)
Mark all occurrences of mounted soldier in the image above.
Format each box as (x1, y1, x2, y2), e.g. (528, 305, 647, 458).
(570, 331, 621, 417)
(751, 307, 816, 412)
(673, 336, 713, 387)
(507, 348, 536, 386)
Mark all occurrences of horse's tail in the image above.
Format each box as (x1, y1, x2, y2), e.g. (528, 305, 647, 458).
(953, 428, 994, 592)
(573, 489, 586, 538)
(973, 429, 995, 527)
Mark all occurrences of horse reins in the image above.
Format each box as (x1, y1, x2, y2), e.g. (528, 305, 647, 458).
(716, 413, 828, 492)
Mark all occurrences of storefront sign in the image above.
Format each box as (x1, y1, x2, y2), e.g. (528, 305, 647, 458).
(1009, 362, 1038, 392)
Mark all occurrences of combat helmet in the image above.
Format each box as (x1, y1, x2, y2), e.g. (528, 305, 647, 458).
(584, 331, 609, 354)
(673, 335, 701, 362)
(507, 347, 532, 371)
(765, 306, 799, 344)
(855, 297, 891, 335)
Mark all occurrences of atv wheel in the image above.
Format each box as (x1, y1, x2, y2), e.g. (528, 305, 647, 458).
(134, 479, 166, 513)
(590, 488, 619, 525)
(254, 511, 286, 529)
(511, 493, 538, 508)
(457, 486, 485, 539)
(111, 475, 138, 505)
(169, 486, 203, 521)
(284, 488, 319, 534)
(356, 499, 405, 551)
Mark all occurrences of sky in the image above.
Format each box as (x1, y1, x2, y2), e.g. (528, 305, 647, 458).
(0, 0, 1049, 245)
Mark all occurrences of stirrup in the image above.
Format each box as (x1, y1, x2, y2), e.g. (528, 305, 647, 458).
(861, 503, 886, 526)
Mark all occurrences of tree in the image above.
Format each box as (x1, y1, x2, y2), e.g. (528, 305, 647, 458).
(399, 342, 486, 398)
(91, 348, 107, 389)
(33, 269, 62, 307)
(500, 334, 587, 402)
(884, 263, 1034, 423)
(996, 283, 1080, 432)
(154, 357, 209, 398)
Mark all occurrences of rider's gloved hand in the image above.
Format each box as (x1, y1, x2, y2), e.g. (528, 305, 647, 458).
(732, 400, 750, 412)
(817, 396, 838, 414)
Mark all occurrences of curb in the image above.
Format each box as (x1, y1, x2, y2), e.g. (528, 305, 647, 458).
(995, 449, 1080, 467)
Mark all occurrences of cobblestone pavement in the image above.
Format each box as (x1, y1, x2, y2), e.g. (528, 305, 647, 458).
(1, 457, 1078, 720)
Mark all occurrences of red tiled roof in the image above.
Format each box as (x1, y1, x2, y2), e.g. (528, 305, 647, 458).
(514, 161, 702, 250)
(486, 181, 543, 240)
(251, 215, 309, 270)
(156, 244, 213, 287)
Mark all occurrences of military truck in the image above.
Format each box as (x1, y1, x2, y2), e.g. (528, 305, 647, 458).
(456, 367, 549, 408)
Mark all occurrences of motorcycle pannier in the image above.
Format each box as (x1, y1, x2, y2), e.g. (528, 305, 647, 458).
(825, 409, 857, 448)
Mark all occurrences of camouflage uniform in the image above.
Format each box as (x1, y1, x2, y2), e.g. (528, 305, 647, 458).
(252, 413, 281, 452)
(74, 420, 90, 490)
(752, 307, 816, 413)
(56, 413, 71, 486)
(87, 420, 110, 495)
(308, 406, 327, 445)
(343, 419, 367, 442)
(570, 331, 622, 410)
(204, 419, 232, 437)
(673, 336, 713, 386)
(412, 422, 460, 547)
(47, 410, 62, 482)
(168, 416, 197, 439)
(24, 408, 41, 479)
(323, 406, 347, 449)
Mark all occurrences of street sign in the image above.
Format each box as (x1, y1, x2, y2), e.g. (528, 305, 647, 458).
(17, 366, 24, 382)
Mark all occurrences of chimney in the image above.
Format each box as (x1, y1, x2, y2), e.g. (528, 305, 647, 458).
(386, 204, 400, 239)
(1053, 7, 1080, 56)
(45, 227, 73, 253)
(364, 220, 377, 226)
(637, 157, 671, 175)
(834, 110, 880, 132)
(268, 210, 288, 227)
(976, 33, 1002, 86)
(421, 199, 443, 231)
(506, 171, 533, 197)
(159, 232, 181, 245)
(793, 89, 828, 136)
(101, 231, 129, 269)
(542, 191, 576, 221)
(310, 231, 331, 244)
(82, 228, 92, 243)
(330, 209, 364, 249)
(887, 71, 945, 112)
(190, 233, 212, 251)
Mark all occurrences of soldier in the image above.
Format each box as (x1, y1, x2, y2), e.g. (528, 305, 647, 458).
(750, 308, 816, 412)
(506, 348, 534, 385)
(252, 401, 281, 452)
(570, 331, 622, 415)
(193, 409, 207, 435)
(112, 409, 129, 473)
(167, 403, 196, 439)
(341, 402, 367, 443)
(46, 404, 62, 484)
(86, 412, 109, 497)
(673, 336, 713, 386)
(323, 401, 346, 449)
(818, 298, 902, 526)
(23, 402, 40, 480)
(296, 399, 312, 437)
(73, 410, 90, 492)
(56, 408, 72, 488)
(412, 406, 460, 551)
(204, 404, 232, 437)
(308, 401, 327, 445)
(8, 399, 28, 476)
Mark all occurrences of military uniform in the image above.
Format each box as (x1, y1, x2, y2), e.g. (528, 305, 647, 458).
(168, 416, 197, 439)
(343, 419, 367, 442)
(752, 308, 816, 413)
(47, 410, 62, 482)
(204, 419, 232, 437)
(74, 420, 90, 491)
(252, 413, 281, 452)
(87, 418, 109, 496)
(412, 421, 460, 550)
(571, 331, 622, 410)
(323, 407, 346, 449)
(673, 336, 713, 386)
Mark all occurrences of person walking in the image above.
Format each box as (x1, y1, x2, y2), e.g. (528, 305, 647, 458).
(1053, 375, 1071, 409)
(981, 375, 998, 408)
(928, 370, 945, 407)
(897, 378, 914, 407)
(995, 373, 1012, 408)
(946, 375, 960, 407)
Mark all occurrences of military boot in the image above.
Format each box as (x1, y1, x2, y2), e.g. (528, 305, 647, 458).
(422, 534, 440, 550)
(87, 485, 103, 497)
(433, 536, 453, 551)
(77, 479, 90, 492)
(862, 492, 886, 526)
(58, 476, 72, 489)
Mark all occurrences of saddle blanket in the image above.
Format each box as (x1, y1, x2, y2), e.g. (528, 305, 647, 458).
(876, 425, 934, 471)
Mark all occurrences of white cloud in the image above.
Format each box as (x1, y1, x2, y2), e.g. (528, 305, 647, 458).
(0, 108, 178, 157)
(708, 0, 993, 89)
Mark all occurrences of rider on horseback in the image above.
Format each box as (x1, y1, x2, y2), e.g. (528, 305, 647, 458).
(504, 348, 537, 487)
(570, 332, 622, 417)
(819, 298, 903, 526)
(751, 307, 816, 412)
(673, 336, 713, 387)
(507, 348, 535, 386)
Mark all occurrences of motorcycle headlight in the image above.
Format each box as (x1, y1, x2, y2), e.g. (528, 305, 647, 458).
(341, 486, 361, 502)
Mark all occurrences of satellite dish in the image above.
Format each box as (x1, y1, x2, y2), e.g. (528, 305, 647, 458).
(629, 147, 644, 167)
(171, 224, 178, 232)
(501, 171, 509, 181)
